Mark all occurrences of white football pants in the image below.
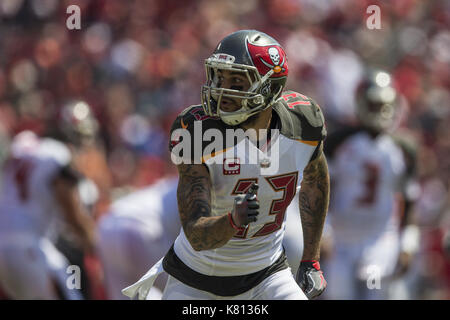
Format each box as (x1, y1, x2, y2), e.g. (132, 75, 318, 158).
(160, 268, 307, 300)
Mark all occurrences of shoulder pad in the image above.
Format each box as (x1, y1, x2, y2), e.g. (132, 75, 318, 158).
(168, 105, 232, 164)
(323, 126, 365, 158)
(273, 91, 327, 142)
(390, 132, 419, 176)
(38, 138, 72, 166)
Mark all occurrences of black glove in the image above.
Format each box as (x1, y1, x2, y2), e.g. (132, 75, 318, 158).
(296, 260, 327, 299)
(229, 183, 260, 228)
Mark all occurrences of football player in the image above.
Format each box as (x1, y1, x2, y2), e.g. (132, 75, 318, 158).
(123, 30, 329, 300)
(322, 70, 419, 299)
(50, 100, 110, 300)
(0, 129, 97, 299)
(98, 176, 306, 300)
(97, 177, 180, 300)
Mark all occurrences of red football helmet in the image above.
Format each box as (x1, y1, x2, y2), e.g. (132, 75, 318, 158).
(201, 30, 289, 125)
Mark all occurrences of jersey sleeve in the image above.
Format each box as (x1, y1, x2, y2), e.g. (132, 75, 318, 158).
(391, 133, 420, 204)
(276, 91, 327, 143)
(323, 126, 364, 159)
(275, 91, 327, 162)
(168, 105, 228, 165)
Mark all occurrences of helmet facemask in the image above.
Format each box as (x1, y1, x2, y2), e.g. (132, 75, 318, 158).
(356, 85, 398, 132)
(355, 70, 400, 133)
(201, 54, 282, 126)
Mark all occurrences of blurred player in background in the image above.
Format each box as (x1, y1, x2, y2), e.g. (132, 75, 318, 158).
(0, 126, 97, 299)
(49, 101, 109, 300)
(97, 177, 180, 300)
(322, 69, 420, 299)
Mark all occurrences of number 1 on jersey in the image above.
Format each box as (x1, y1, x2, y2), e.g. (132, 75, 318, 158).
(11, 158, 35, 202)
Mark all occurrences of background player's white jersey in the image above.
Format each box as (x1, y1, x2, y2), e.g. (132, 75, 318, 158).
(0, 131, 83, 300)
(0, 131, 71, 238)
(323, 131, 407, 298)
(328, 131, 405, 244)
(174, 135, 317, 276)
(107, 177, 180, 241)
(97, 177, 180, 299)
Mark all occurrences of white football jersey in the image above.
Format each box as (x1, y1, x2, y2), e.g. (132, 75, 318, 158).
(327, 131, 406, 244)
(0, 131, 71, 238)
(170, 92, 326, 277)
(167, 91, 327, 279)
(108, 177, 180, 241)
(174, 132, 318, 276)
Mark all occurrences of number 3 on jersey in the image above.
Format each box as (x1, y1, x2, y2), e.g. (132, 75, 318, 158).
(231, 172, 298, 238)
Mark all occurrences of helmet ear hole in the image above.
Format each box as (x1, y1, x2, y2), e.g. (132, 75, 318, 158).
(272, 83, 283, 98)
(259, 82, 271, 97)
(249, 96, 264, 107)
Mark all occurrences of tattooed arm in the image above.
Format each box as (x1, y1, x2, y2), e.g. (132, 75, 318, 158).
(177, 163, 236, 251)
(299, 149, 330, 261)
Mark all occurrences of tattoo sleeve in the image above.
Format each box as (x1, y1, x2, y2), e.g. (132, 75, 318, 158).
(299, 150, 330, 261)
(177, 163, 236, 251)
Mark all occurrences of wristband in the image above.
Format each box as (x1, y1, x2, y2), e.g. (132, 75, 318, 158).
(301, 260, 321, 271)
(228, 212, 241, 230)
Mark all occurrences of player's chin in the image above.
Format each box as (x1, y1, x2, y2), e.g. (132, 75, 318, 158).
(220, 100, 241, 113)
(240, 112, 260, 128)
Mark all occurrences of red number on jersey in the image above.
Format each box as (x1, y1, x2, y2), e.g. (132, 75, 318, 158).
(230, 172, 298, 238)
(357, 162, 380, 206)
(252, 172, 298, 237)
(282, 92, 311, 109)
(12, 158, 35, 201)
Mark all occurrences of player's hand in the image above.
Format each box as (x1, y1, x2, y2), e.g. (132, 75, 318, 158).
(296, 260, 327, 299)
(230, 183, 259, 228)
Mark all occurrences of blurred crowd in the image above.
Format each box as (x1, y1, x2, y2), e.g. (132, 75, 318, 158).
(0, 0, 449, 299)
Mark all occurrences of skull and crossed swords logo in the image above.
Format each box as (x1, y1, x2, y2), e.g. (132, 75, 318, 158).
(260, 47, 286, 74)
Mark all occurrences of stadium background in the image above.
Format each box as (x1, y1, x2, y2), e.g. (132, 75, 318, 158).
(0, 0, 448, 299)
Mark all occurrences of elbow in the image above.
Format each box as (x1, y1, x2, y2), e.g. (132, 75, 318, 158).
(188, 238, 207, 251)
(190, 240, 225, 251)
(184, 227, 206, 251)
(192, 244, 204, 252)
(186, 233, 221, 251)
